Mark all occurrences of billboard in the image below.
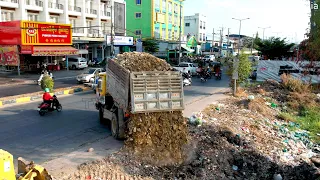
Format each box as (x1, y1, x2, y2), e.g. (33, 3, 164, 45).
(21, 21, 72, 45)
(0, 45, 19, 66)
(106, 36, 133, 46)
(114, 2, 126, 35)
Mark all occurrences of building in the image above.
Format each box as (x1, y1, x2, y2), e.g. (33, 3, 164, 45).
(0, 20, 78, 73)
(0, 0, 128, 62)
(125, 0, 184, 41)
(184, 13, 207, 43)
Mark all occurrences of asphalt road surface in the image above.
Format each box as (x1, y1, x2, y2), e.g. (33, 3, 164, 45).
(0, 75, 229, 165)
(0, 69, 88, 98)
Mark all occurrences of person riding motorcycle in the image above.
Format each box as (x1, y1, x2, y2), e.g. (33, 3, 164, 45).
(43, 88, 53, 108)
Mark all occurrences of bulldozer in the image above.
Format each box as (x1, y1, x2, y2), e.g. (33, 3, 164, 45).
(0, 149, 53, 180)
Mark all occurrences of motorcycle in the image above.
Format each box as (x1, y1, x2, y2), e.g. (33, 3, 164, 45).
(215, 71, 222, 80)
(38, 95, 62, 116)
(200, 70, 211, 82)
(182, 72, 192, 87)
(37, 71, 54, 85)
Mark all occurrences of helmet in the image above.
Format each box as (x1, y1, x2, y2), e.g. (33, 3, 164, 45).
(44, 88, 50, 92)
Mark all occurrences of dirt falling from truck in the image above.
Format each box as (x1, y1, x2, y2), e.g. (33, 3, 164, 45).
(114, 52, 189, 166)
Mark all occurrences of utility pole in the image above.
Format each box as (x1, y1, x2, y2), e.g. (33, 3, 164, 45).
(227, 28, 230, 57)
(258, 26, 271, 40)
(110, 5, 114, 56)
(219, 29, 223, 57)
(212, 28, 215, 53)
(178, 1, 183, 64)
(251, 34, 254, 54)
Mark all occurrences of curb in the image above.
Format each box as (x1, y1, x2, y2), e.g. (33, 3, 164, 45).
(0, 87, 91, 107)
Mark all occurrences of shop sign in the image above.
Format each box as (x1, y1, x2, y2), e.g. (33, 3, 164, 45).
(106, 36, 133, 46)
(32, 51, 78, 56)
(0, 45, 19, 66)
(20, 45, 33, 54)
(21, 21, 72, 45)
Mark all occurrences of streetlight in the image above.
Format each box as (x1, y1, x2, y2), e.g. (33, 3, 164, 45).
(178, 0, 184, 64)
(232, 18, 250, 55)
(258, 26, 271, 40)
(231, 17, 249, 96)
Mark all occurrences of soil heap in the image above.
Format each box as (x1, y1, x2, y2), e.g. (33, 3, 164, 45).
(114, 52, 189, 166)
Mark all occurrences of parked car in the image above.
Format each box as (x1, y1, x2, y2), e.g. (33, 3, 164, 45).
(173, 62, 197, 75)
(66, 56, 88, 70)
(76, 68, 104, 83)
(204, 55, 216, 62)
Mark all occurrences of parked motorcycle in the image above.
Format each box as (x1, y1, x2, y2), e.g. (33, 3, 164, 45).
(182, 72, 192, 87)
(38, 95, 62, 116)
(37, 71, 54, 85)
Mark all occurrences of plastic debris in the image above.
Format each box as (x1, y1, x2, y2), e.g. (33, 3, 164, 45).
(248, 95, 255, 100)
(273, 174, 283, 180)
(232, 165, 238, 171)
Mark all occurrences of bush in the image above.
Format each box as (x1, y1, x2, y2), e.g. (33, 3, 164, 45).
(280, 74, 310, 93)
(41, 75, 54, 92)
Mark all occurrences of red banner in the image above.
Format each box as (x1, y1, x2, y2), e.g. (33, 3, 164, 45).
(20, 45, 33, 54)
(0, 45, 19, 66)
(21, 21, 72, 45)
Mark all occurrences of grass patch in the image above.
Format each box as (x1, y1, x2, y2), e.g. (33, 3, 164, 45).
(279, 107, 320, 143)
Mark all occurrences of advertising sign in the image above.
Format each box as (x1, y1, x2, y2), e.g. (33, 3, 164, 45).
(106, 36, 133, 46)
(0, 45, 19, 66)
(20, 45, 33, 54)
(21, 21, 72, 45)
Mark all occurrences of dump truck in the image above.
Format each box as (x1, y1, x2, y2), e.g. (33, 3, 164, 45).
(95, 59, 185, 139)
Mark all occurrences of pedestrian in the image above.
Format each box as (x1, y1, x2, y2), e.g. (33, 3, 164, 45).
(37, 61, 41, 74)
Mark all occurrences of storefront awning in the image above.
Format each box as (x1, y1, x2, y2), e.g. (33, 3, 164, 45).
(181, 44, 195, 53)
(32, 46, 79, 56)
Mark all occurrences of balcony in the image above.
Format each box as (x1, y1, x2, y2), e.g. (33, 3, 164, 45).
(25, 0, 43, 11)
(48, 2, 63, 14)
(0, 0, 19, 8)
(86, 8, 97, 18)
(100, 10, 111, 19)
(68, 5, 81, 16)
(72, 28, 85, 37)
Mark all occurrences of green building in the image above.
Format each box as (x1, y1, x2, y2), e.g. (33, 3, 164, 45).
(125, 0, 184, 41)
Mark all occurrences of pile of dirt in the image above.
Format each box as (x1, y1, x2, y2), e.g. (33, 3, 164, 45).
(115, 52, 172, 72)
(114, 52, 189, 166)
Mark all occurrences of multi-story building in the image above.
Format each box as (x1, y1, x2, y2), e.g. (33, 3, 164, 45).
(0, 0, 126, 61)
(125, 0, 184, 41)
(184, 13, 207, 43)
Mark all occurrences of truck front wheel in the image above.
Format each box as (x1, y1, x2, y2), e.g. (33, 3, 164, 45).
(99, 107, 107, 124)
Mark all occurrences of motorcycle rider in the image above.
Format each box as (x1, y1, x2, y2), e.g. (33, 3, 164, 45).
(43, 88, 53, 108)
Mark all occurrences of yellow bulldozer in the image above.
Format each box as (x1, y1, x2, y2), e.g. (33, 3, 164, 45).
(0, 149, 53, 180)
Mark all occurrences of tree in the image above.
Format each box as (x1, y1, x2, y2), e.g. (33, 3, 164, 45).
(256, 37, 295, 59)
(227, 51, 252, 87)
(142, 38, 159, 53)
(41, 75, 54, 92)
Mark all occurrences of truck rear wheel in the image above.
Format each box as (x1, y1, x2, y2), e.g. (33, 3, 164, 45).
(111, 113, 120, 139)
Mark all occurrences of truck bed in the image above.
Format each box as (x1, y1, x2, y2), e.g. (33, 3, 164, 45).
(107, 59, 184, 114)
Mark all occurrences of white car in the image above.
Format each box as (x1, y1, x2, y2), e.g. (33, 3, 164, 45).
(66, 56, 88, 70)
(173, 62, 197, 75)
(204, 55, 216, 62)
(77, 68, 104, 83)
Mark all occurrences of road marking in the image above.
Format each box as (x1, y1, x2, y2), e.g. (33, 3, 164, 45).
(54, 76, 76, 80)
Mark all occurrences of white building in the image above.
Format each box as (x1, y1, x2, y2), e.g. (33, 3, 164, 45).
(0, 0, 126, 60)
(184, 13, 207, 43)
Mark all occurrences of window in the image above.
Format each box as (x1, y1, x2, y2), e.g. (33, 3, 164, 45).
(28, 14, 38, 21)
(1, 11, 14, 22)
(168, 2, 172, 13)
(203, 22, 206, 29)
(101, 22, 108, 34)
(174, 15, 178, 24)
(155, 0, 160, 9)
(203, 34, 206, 41)
(135, 12, 142, 18)
(50, 16, 59, 23)
(185, 23, 190, 27)
(200, 21, 202, 29)
(174, 30, 177, 39)
(154, 27, 160, 39)
(162, 0, 166, 11)
(86, 20, 92, 33)
(135, 30, 141, 35)
(199, 33, 202, 41)
(174, 3, 178, 13)
(168, 15, 172, 24)
(168, 29, 172, 39)
(136, 0, 141, 5)
(162, 28, 166, 39)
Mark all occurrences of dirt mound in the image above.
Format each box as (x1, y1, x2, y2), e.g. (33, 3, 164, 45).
(114, 52, 188, 166)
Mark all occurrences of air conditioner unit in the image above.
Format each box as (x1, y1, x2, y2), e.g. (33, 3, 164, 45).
(88, 34, 94, 37)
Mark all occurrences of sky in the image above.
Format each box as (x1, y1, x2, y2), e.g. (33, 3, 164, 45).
(183, 0, 311, 43)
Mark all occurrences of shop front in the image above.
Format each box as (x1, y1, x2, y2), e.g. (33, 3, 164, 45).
(106, 35, 134, 56)
(0, 20, 78, 73)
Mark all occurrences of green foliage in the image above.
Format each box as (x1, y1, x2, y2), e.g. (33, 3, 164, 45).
(41, 75, 54, 92)
(237, 52, 252, 84)
(256, 37, 295, 59)
(142, 38, 159, 53)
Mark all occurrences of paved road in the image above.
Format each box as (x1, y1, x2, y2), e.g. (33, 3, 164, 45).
(0, 69, 88, 98)
(0, 75, 229, 165)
